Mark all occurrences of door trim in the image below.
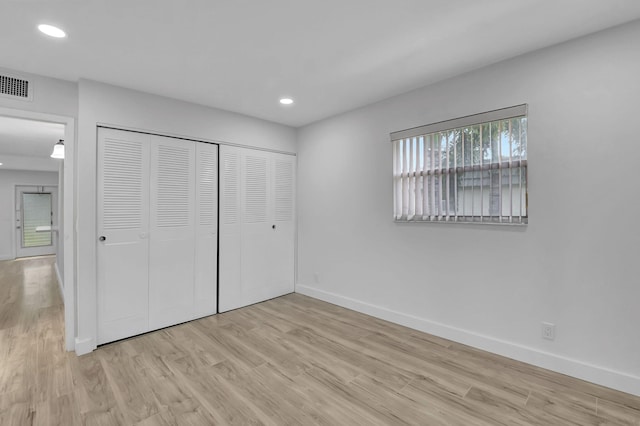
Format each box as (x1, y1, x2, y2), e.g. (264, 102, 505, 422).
(0, 107, 76, 352)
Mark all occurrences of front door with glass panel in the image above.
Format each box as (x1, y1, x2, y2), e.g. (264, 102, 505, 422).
(15, 185, 58, 258)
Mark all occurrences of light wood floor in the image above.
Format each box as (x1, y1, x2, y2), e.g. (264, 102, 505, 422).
(1, 257, 640, 425)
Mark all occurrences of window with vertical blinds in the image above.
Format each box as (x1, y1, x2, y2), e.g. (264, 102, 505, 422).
(391, 105, 528, 224)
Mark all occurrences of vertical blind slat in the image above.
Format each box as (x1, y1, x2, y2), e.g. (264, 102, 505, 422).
(435, 135, 440, 218)
(408, 138, 415, 220)
(471, 126, 476, 219)
(497, 120, 503, 223)
(509, 120, 513, 223)
(393, 140, 396, 218)
(453, 131, 458, 220)
(426, 135, 435, 220)
(463, 128, 466, 218)
(416, 139, 423, 218)
(519, 119, 524, 222)
(397, 139, 401, 218)
(422, 137, 428, 219)
(445, 132, 450, 219)
(480, 124, 484, 221)
(403, 139, 409, 219)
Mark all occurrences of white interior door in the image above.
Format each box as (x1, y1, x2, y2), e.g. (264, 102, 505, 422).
(97, 128, 150, 344)
(219, 145, 295, 312)
(98, 128, 219, 343)
(269, 155, 296, 297)
(148, 135, 196, 330)
(15, 185, 58, 258)
(240, 151, 273, 306)
(219, 145, 242, 311)
(194, 143, 218, 318)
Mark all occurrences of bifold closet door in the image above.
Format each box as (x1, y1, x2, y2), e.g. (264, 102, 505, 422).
(98, 128, 218, 344)
(148, 135, 197, 330)
(148, 139, 218, 329)
(97, 128, 151, 344)
(219, 145, 296, 312)
(194, 143, 218, 318)
(269, 154, 296, 298)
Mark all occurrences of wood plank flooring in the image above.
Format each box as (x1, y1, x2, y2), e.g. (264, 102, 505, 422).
(1, 256, 640, 425)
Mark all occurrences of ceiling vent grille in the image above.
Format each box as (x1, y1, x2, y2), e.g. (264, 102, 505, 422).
(0, 74, 33, 101)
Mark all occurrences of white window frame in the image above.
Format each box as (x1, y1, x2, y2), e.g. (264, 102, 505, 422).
(391, 104, 528, 225)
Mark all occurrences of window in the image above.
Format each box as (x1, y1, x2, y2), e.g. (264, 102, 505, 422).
(22, 192, 53, 247)
(391, 105, 528, 224)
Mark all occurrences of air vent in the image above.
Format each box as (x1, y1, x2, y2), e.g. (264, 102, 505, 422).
(0, 74, 33, 101)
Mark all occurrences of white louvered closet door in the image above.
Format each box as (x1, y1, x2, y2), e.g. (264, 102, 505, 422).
(269, 154, 296, 298)
(219, 145, 296, 312)
(194, 143, 218, 318)
(240, 151, 272, 306)
(97, 128, 151, 344)
(219, 145, 242, 312)
(148, 135, 197, 330)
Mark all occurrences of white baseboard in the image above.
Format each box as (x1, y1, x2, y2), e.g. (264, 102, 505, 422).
(75, 337, 96, 356)
(295, 284, 640, 397)
(0, 255, 14, 261)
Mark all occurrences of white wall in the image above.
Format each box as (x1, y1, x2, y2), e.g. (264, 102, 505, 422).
(0, 68, 78, 117)
(296, 21, 640, 396)
(0, 155, 59, 172)
(57, 162, 64, 281)
(0, 170, 59, 260)
(75, 79, 297, 354)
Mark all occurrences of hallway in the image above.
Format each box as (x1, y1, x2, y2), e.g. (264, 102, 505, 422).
(0, 256, 71, 424)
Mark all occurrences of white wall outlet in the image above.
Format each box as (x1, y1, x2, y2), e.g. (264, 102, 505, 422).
(313, 272, 321, 284)
(541, 322, 556, 341)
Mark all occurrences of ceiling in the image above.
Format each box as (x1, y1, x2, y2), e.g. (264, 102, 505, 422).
(0, 116, 64, 172)
(1, 1, 640, 127)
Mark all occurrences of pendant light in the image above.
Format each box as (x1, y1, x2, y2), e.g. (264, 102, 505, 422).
(50, 139, 65, 159)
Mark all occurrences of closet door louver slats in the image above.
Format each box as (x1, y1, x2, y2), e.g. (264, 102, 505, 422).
(102, 139, 144, 230)
(198, 147, 217, 227)
(222, 151, 240, 225)
(275, 159, 294, 222)
(156, 145, 191, 227)
(244, 155, 268, 224)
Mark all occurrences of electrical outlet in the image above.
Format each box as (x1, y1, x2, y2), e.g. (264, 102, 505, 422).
(541, 322, 556, 341)
(313, 272, 320, 284)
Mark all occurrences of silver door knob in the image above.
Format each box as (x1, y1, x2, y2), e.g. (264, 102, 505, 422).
(99, 236, 106, 242)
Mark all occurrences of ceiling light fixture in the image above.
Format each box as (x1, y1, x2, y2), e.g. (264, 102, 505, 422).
(38, 24, 67, 38)
(279, 98, 294, 105)
(50, 139, 65, 159)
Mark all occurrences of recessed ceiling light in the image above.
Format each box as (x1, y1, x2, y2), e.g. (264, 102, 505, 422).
(279, 98, 294, 105)
(38, 24, 66, 38)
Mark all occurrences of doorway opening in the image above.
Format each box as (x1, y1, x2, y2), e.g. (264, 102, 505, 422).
(0, 116, 63, 261)
(0, 108, 75, 351)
